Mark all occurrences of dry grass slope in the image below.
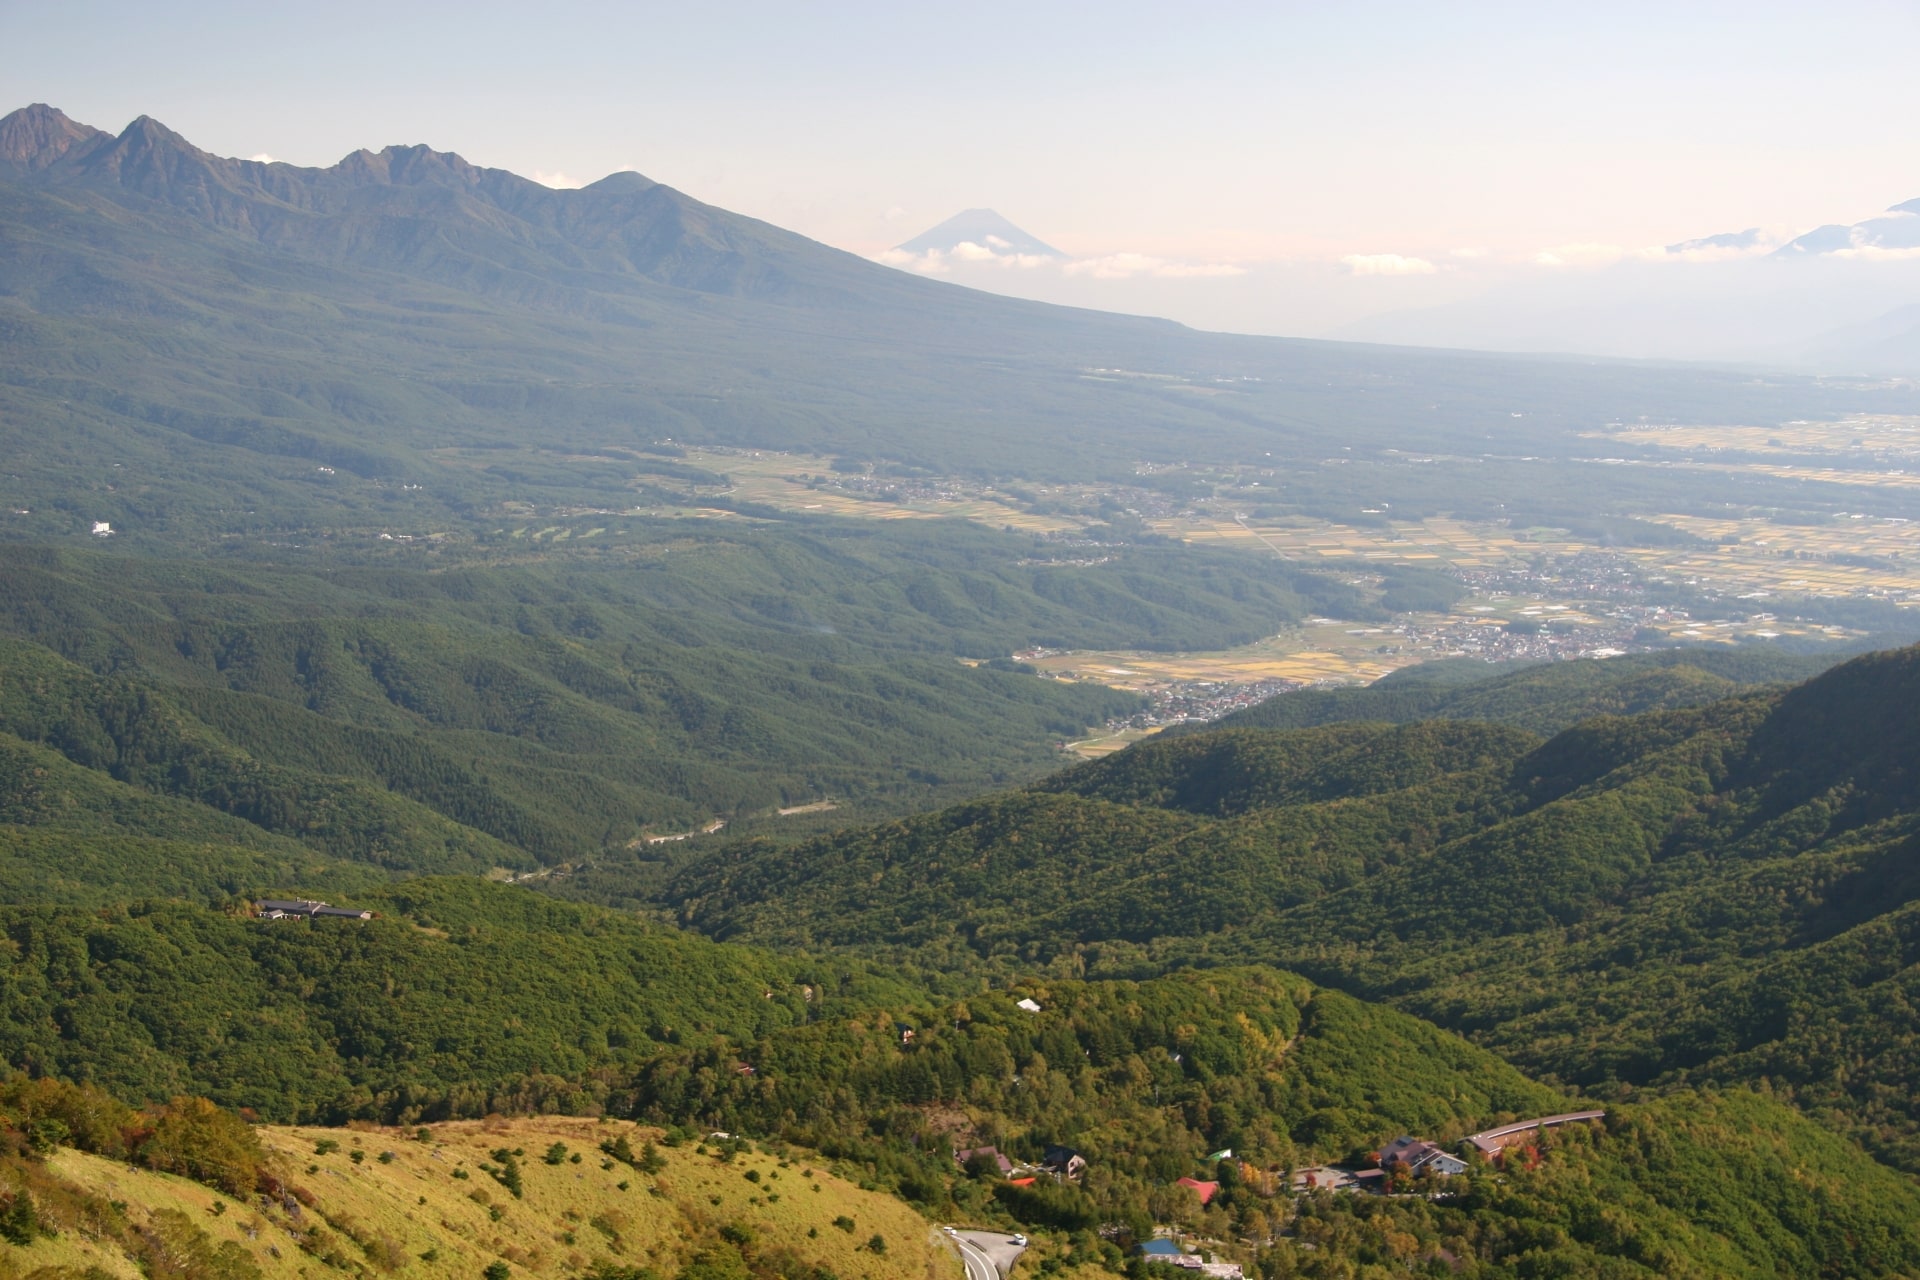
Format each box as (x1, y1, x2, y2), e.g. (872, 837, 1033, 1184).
(6, 1118, 953, 1280)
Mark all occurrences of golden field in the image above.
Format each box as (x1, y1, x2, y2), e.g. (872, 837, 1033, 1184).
(6, 1117, 956, 1280)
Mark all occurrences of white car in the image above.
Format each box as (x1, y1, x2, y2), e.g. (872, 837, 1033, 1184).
(1010, 1234, 1028, 1247)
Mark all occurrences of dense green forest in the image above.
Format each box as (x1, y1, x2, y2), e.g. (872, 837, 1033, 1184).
(609, 971, 1920, 1276)
(0, 531, 1336, 857)
(0, 878, 924, 1121)
(0, 521, 1391, 853)
(662, 644, 1920, 1175)
(1262, 1089, 1920, 1278)
(5, 923, 1919, 1276)
(1194, 646, 1855, 737)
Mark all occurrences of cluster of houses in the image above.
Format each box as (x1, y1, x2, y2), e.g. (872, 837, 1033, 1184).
(1293, 1111, 1608, 1193)
(953, 1142, 1087, 1186)
(952, 1112, 1605, 1274)
(1116, 1113, 1606, 1274)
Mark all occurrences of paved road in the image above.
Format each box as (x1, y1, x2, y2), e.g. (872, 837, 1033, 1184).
(947, 1229, 1026, 1280)
(950, 1232, 995, 1280)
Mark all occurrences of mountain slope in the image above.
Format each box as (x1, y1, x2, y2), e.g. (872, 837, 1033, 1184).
(9, 982, 1920, 1278)
(0, 528, 1381, 854)
(5, 103, 939, 308)
(1197, 646, 1849, 737)
(0, 876, 923, 1120)
(4, 103, 1913, 551)
(659, 643, 1920, 1171)
(16, 1114, 949, 1280)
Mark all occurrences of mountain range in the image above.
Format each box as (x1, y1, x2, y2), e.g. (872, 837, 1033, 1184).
(1341, 194, 1920, 370)
(4, 100, 1910, 542)
(1776, 196, 1920, 258)
(8, 101, 1920, 1276)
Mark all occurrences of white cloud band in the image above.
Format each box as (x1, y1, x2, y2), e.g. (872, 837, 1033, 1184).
(1063, 252, 1246, 279)
(1341, 253, 1438, 276)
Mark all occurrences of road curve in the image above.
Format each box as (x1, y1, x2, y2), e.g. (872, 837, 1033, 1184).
(947, 1228, 1032, 1280)
(953, 1234, 997, 1280)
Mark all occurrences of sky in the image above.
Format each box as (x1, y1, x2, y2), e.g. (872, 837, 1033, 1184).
(6, 0, 1920, 342)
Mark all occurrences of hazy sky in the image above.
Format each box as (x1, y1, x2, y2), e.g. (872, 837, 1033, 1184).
(7, 0, 1919, 338)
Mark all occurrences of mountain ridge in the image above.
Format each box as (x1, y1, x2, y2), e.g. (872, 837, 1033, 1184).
(1777, 195, 1920, 257)
(7, 100, 1915, 521)
(0, 103, 974, 309)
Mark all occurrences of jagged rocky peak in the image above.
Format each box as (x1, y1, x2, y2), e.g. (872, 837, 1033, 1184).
(333, 142, 489, 188)
(106, 113, 209, 163)
(0, 103, 107, 169)
(68, 112, 256, 198)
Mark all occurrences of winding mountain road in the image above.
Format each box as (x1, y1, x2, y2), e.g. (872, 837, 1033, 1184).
(947, 1228, 1025, 1280)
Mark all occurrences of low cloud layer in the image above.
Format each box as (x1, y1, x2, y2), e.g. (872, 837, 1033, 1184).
(1341, 253, 1438, 276)
(1833, 243, 1920, 261)
(1064, 253, 1246, 279)
(879, 244, 1241, 279)
(877, 243, 1056, 275)
(1532, 242, 1631, 269)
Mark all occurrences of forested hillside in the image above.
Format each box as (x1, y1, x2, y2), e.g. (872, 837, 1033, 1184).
(8, 590, 1920, 1275)
(0, 532, 1334, 856)
(0, 878, 922, 1121)
(1197, 646, 1850, 736)
(4, 983, 1918, 1278)
(664, 644, 1920, 1173)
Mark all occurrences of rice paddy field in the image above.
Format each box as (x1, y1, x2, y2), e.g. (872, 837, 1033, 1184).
(1029, 622, 1434, 692)
(1627, 513, 1920, 601)
(1164, 509, 1920, 607)
(1158, 514, 1594, 566)
(1593, 414, 1920, 460)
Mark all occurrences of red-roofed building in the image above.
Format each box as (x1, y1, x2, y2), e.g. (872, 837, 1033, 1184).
(1175, 1176, 1220, 1205)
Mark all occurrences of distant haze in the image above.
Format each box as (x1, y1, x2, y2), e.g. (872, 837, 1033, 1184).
(4, 0, 1919, 361)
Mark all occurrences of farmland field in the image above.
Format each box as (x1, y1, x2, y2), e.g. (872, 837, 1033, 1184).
(413, 421, 1920, 729)
(1591, 413, 1920, 460)
(683, 448, 1083, 532)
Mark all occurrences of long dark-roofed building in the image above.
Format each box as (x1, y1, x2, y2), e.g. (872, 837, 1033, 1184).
(256, 898, 373, 920)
